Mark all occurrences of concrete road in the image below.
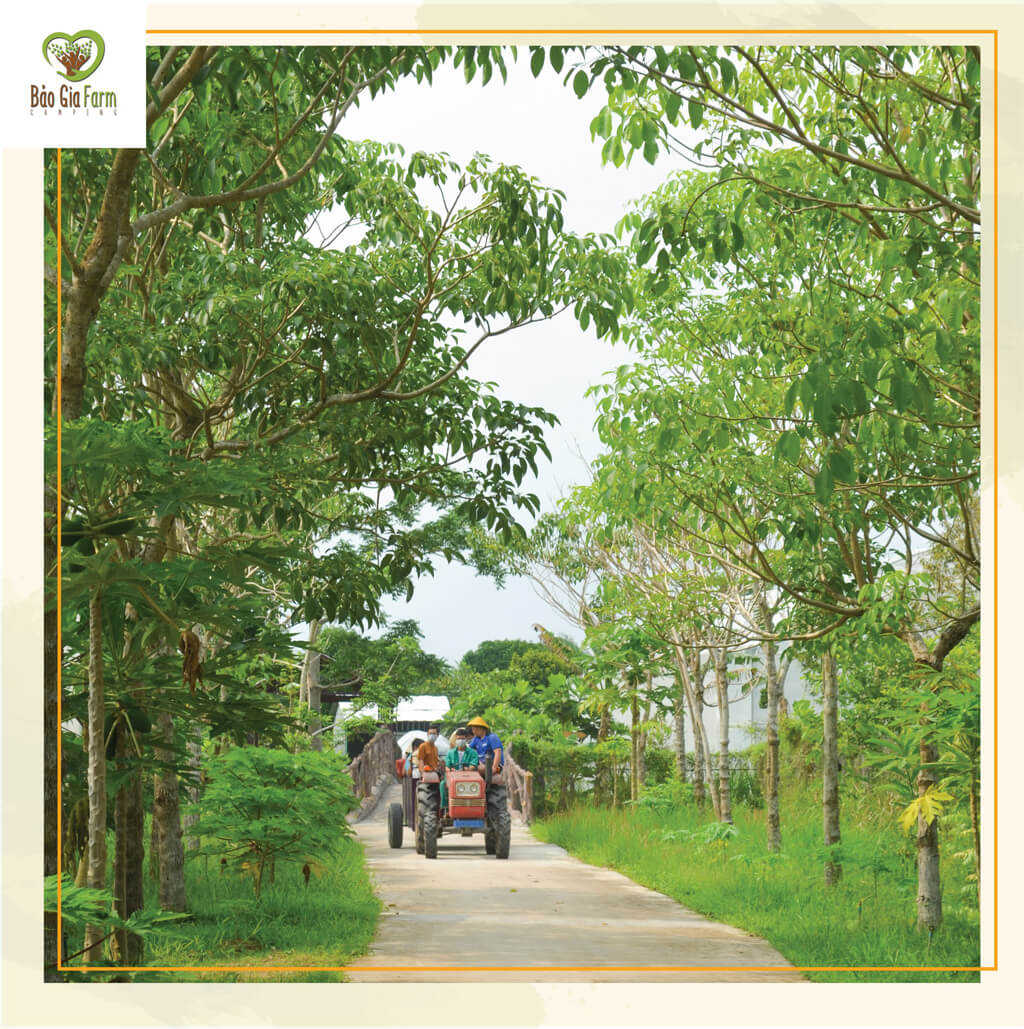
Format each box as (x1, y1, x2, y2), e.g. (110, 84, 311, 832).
(345, 784, 805, 983)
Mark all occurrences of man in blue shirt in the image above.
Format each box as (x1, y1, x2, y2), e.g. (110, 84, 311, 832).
(466, 716, 503, 777)
(466, 716, 510, 858)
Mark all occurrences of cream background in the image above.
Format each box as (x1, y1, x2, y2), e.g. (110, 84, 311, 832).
(2, 3, 1016, 1025)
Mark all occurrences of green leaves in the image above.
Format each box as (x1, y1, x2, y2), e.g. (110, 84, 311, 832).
(590, 106, 614, 140)
(828, 448, 856, 485)
(775, 430, 801, 465)
(663, 89, 682, 123)
(865, 318, 888, 351)
(813, 464, 834, 504)
(52, 98, 610, 740)
(45, 875, 191, 934)
(187, 746, 359, 896)
(718, 55, 738, 92)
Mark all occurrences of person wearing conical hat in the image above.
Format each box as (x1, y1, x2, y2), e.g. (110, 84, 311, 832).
(467, 717, 510, 856)
(466, 716, 503, 777)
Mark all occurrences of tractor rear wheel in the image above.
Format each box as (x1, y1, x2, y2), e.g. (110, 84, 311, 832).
(415, 787, 426, 853)
(484, 829, 496, 855)
(422, 806, 438, 859)
(488, 786, 511, 859)
(419, 784, 438, 859)
(387, 802, 404, 848)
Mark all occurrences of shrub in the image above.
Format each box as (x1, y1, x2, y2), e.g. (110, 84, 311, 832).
(187, 746, 359, 898)
(628, 777, 692, 814)
(643, 746, 675, 786)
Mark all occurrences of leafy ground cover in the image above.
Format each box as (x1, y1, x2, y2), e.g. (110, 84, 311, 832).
(64, 823, 379, 983)
(533, 780, 980, 983)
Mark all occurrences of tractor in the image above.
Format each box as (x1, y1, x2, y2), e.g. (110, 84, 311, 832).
(388, 757, 510, 859)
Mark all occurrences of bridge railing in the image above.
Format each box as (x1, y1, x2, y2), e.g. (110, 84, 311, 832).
(504, 748, 533, 826)
(347, 730, 399, 821)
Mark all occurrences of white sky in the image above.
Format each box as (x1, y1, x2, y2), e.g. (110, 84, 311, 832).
(334, 54, 695, 664)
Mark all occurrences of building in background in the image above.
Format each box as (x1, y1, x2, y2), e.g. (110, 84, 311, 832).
(332, 695, 450, 759)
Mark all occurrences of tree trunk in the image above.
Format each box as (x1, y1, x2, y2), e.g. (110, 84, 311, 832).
(83, 588, 108, 962)
(691, 679, 708, 809)
(629, 690, 640, 805)
(916, 737, 943, 928)
(184, 726, 203, 850)
(693, 659, 720, 819)
(60, 149, 142, 420)
(713, 649, 732, 824)
(671, 683, 687, 777)
(758, 603, 782, 853)
(673, 683, 688, 782)
(149, 804, 160, 881)
(111, 730, 144, 966)
(969, 764, 981, 884)
(299, 618, 322, 710)
(182, 620, 211, 849)
(43, 489, 62, 979)
(637, 687, 651, 788)
(669, 637, 719, 816)
(822, 649, 842, 885)
(596, 703, 611, 804)
(308, 651, 323, 752)
(692, 719, 706, 808)
(153, 710, 186, 911)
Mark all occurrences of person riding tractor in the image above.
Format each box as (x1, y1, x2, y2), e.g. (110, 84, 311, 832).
(466, 716, 503, 776)
(466, 716, 510, 850)
(388, 715, 511, 859)
(440, 727, 478, 811)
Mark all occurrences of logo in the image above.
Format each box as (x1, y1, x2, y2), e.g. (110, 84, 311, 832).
(10, 9, 142, 146)
(43, 30, 105, 82)
(32, 28, 116, 116)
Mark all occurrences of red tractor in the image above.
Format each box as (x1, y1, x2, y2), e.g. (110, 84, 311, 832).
(388, 759, 510, 859)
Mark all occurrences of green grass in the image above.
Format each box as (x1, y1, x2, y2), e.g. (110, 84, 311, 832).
(65, 821, 380, 982)
(532, 781, 980, 983)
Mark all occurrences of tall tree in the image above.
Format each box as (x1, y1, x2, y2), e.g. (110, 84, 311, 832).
(564, 43, 979, 926)
(46, 46, 626, 960)
(821, 648, 842, 885)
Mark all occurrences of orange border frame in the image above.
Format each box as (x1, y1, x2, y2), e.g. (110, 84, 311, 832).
(51, 30, 996, 979)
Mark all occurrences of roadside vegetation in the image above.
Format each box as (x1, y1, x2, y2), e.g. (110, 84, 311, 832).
(533, 764, 980, 983)
(136, 829, 379, 982)
(57, 818, 376, 983)
(445, 626, 980, 982)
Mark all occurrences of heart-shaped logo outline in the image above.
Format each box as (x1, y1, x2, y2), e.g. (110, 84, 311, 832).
(42, 30, 105, 83)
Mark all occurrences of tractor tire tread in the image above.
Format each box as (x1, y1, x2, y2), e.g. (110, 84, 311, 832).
(387, 802, 404, 849)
